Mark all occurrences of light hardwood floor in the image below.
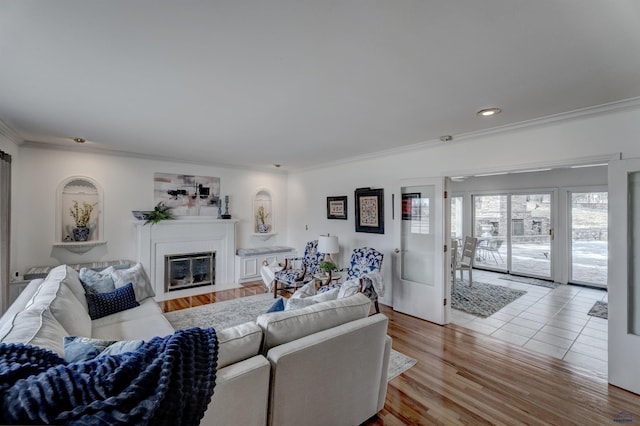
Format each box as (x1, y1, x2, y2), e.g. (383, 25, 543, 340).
(163, 283, 640, 425)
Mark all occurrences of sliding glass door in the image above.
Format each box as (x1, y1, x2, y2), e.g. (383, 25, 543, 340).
(473, 195, 508, 271)
(473, 192, 553, 279)
(510, 193, 552, 278)
(569, 190, 608, 288)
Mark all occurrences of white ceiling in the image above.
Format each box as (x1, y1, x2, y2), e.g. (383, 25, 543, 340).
(1, 1, 639, 170)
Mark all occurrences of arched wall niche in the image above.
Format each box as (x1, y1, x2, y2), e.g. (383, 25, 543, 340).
(253, 187, 274, 237)
(54, 176, 105, 253)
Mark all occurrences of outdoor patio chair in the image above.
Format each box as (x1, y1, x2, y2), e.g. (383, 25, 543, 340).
(482, 238, 504, 265)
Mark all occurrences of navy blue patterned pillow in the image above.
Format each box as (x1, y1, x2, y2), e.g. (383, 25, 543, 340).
(85, 282, 139, 320)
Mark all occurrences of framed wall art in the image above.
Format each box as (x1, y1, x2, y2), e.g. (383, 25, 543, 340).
(355, 188, 384, 234)
(327, 196, 347, 220)
(154, 173, 220, 216)
(402, 192, 421, 220)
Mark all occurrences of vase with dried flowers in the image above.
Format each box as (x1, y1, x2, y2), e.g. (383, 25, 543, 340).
(256, 205, 271, 233)
(69, 200, 97, 241)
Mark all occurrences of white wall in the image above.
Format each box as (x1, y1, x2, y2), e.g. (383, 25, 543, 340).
(0, 135, 19, 286)
(287, 107, 640, 307)
(12, 146, 288, 276)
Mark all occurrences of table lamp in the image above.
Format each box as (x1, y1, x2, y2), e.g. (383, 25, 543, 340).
(318, 234, 339, 264)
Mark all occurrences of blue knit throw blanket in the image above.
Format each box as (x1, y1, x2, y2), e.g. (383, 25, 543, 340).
(0, 327, 218, 425)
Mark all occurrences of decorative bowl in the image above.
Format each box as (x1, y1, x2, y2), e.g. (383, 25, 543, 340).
(132, 210, 152, 220)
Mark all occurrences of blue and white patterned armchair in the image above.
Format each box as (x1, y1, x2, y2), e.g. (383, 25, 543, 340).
(273, 240, 323, 297)
(318, 247, 384, 312)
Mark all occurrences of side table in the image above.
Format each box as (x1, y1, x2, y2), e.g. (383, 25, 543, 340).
(313, 272, 342, 289)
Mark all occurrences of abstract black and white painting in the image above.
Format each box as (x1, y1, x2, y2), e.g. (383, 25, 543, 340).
(154, 173, 221, 216)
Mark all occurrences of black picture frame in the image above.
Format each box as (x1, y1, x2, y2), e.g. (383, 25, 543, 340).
(402, 193, 421, 220)
(355, 188, 384, 234)
(327, 196, 348, 220)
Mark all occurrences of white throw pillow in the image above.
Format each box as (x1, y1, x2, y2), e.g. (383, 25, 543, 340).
(109, 263, 155, 302)
(290, 281, 316, 299)
(286, 288, 340, 310)
(338, 279, 361, 299)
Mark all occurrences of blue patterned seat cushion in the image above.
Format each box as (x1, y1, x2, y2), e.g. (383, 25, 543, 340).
(274, 269, 311, 284)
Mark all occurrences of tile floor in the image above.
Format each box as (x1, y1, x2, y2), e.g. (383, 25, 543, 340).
(451, 269, 608, 379)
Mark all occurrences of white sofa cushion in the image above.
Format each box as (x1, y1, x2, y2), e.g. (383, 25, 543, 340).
(29, 277, 92, 338)
(0, 308, 68, 356)
(44, 265, 89, 313)
(217, 322, 263, 369)
(256, 293, 371, 353)
(91, 298, 174, 341)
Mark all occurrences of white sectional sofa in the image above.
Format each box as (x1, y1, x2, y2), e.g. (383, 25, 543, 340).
(0, 265, 390, 426)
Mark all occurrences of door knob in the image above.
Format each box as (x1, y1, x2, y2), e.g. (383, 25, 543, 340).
(394, 248, 400, 254)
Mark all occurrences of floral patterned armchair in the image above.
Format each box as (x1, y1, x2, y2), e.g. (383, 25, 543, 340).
(318, 247, 384, 312)
(273, 240, 323, 297)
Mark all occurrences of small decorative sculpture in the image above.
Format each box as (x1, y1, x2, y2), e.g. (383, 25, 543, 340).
(222, 195, 232, 219)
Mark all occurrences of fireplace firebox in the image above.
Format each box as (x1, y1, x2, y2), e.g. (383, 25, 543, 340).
(165, 251, 215, 292)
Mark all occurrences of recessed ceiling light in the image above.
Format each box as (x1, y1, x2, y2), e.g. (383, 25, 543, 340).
(476, 107, 502, 117)
(72, 137, 86, 144)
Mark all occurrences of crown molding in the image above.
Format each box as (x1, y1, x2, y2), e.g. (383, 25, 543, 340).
(0, 119, 23, 145)
(453, 96, 640, 143)
(292, 96, 640, 173)
(20, 140, 288, 175)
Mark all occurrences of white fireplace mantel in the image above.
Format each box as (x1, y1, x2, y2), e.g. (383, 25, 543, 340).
(134, 218, 238, 301)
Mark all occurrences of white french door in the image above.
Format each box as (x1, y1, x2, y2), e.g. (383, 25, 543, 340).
(392, 177, 448, 324)
(608, 158, 640, 394)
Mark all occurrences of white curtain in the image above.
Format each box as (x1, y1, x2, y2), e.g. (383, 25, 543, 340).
(0, 150, 11, 314)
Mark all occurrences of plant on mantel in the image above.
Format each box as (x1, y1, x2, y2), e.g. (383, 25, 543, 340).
(144, 202, 174, 226)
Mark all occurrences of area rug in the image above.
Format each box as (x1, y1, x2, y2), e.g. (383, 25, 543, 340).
(588, 300, 608, 319)
(453, 280, 526, 318)
(499, 275, 560, 289)
(164, 293, 417, 380)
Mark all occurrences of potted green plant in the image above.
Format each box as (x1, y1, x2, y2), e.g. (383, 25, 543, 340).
(144, 202, 174, 225)
(319, 260, 339, 277)
(69, 200, 97, 241)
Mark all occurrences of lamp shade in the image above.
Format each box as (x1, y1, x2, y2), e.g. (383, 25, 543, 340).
(318, 235, 339, 254)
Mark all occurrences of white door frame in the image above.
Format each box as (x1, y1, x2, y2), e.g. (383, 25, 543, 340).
(608, 157, 640, 394)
